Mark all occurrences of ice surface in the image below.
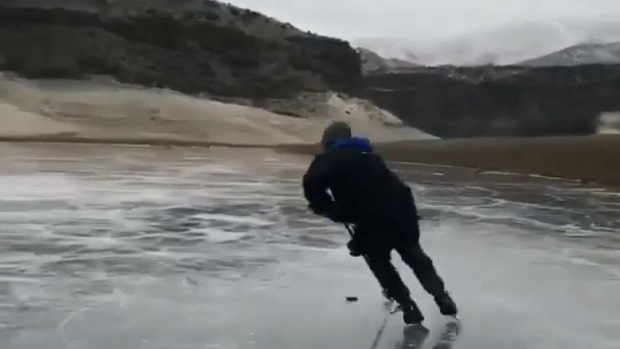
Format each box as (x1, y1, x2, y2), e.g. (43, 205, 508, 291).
(0, 144, 618, 349)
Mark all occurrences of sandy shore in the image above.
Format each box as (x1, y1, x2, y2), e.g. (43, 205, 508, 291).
(0, 74, 434, 146)
(279, 135, 620, 187)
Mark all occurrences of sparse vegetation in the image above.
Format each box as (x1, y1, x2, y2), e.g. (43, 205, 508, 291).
(0, 2, 360, 98)
(240, 9, 260, 20)
(183, 11, 195, 20)
(202, 10, 219, 21)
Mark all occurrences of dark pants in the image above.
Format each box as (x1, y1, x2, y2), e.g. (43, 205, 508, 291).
(354, 220, 447, 306)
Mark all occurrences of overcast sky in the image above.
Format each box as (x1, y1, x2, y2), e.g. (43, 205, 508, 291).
(227, 0, 620, 41)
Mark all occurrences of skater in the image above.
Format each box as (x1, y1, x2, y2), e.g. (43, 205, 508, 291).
(302, 121, 458, 325)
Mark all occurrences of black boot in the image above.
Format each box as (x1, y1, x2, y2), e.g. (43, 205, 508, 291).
(401, 301, 424, 325)
(434, 292, 458, 316)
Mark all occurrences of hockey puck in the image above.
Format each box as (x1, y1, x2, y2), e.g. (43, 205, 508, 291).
(346, 296, 359, 302)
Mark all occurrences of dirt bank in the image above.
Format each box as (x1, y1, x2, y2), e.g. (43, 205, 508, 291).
(279, 135, 620, 187)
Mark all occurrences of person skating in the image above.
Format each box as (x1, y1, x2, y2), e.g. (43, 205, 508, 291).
(302, 121, 457, 324)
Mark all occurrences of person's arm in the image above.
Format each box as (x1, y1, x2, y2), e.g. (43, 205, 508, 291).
(302, 154, 342, 222)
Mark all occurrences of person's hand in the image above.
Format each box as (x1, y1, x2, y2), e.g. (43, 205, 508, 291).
(347, 239, 363, 257)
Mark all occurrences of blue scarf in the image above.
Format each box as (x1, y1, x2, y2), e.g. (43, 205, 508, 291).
(329, 137, 374, 153)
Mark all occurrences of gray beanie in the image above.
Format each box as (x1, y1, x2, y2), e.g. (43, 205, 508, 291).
(321, 121, 352, 148)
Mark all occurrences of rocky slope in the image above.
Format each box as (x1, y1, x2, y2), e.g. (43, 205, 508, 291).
(0, 0, 361, 99)
(363, 64, 620, 138)
(356, 39, 620, 138)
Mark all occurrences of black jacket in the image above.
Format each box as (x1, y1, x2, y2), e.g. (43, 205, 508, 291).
(302, 137, 418, 233)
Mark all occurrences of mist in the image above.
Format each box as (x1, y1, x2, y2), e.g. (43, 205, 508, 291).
(226, 0, 620, 40)
(227, 0, 620, 65)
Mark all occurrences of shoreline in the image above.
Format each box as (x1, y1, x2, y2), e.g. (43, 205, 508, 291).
(0, 135, 280, 149)
(278, 135, 620, 189)
(1, 135, 619, 189)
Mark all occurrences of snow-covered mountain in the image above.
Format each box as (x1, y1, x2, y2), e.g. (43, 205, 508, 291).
(518, 42, 620, 66)
(354, 17, 620, 66)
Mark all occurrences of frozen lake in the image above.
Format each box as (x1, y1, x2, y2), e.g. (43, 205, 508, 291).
(0, 144, 619, 349)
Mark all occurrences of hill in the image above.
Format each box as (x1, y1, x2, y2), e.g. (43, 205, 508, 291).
(0, 0, 361, 98)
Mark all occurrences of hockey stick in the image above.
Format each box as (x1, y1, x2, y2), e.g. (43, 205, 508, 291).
(344, 223, 394, 303)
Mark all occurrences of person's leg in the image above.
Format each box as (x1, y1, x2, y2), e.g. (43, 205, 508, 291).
(363, 248, 409, 303)
(396, 242, 445, 295)
(363, 248, 425, 324)
(396, 242, 458, 316)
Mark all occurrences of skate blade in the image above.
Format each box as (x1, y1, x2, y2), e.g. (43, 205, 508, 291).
(389, 304, 402, 314)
